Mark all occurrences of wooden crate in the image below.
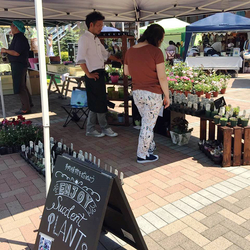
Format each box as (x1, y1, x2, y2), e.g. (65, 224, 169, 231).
(200, 117, 250, 167)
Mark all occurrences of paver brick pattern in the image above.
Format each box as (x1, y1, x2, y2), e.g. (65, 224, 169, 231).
(1, 75, 250, 249)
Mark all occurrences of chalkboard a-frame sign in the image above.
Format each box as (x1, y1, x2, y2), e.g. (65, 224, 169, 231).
(34, 155, 147, 250)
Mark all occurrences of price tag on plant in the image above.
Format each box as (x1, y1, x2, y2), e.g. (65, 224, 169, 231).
(73, 151, 77, 158)
(50, 137, 54, 143)
(63, 144, 67, 151)
(205, 103, 211, 111)
(194, 103, 198, 110)
(29, 141, 33, 149)
(21, 145, 26, 152)
(70, 143, 73, 151)
(35, 145, 39, 153)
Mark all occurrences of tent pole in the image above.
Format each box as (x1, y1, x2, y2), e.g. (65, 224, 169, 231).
(121, 22, 124, 32)
(34, 0, 51, 196)
(56, 25, 61, 60)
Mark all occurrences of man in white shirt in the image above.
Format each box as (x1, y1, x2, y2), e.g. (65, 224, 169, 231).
(77, 11, 121, 137)
(46, 34, 54, 57)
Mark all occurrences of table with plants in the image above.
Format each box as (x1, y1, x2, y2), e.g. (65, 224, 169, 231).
(163, 62, 250, 167)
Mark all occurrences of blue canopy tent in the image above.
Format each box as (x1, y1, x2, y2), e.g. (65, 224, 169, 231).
(184, 12, 250, 59)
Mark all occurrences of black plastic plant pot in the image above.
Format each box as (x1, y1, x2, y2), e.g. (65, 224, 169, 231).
(214, 116, 221, 124)
(205, 110, 211, 117)
(220, 119, 227, 126)
(211, 111, 218, 118)
(230, 120, 238, 127)
(241, 119, 249, 127)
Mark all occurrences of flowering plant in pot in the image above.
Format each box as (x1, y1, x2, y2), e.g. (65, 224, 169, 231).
(0, 116, 43, 155)
(219, 74, 230, 94)
(203, 84, 211, 98)
(110, 71, 120, 83)
(210, 80, 221, 97)
(170, 117, 193, 146)
(193, 82, 204, 96)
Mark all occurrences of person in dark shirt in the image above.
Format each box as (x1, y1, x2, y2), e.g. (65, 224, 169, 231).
(1, 20, 33, 115)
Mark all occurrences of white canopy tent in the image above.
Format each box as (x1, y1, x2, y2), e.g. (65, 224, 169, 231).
(1, 0, 250, 195)
(0, 0, 250, 23)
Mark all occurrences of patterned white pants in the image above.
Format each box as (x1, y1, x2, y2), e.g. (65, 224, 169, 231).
(133, 89, 163, 159)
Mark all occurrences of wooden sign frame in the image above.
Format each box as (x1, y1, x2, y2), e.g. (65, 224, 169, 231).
(34, 155, 147, 250)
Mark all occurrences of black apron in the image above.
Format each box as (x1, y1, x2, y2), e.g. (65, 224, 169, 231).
(85, 69, 108, 113)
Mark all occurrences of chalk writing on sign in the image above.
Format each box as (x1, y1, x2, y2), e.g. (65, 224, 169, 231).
(44, 170, 101, 250)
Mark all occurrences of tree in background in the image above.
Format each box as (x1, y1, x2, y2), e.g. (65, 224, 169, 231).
(53, 29, 79, 55)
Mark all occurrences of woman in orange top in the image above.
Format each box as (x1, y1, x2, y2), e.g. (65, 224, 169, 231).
(124, 24, 170, 163)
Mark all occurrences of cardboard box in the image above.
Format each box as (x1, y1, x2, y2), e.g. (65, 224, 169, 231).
(1, 75, 13, 84)
(28, 70, 40, 95)
(3, 89, 14, 95)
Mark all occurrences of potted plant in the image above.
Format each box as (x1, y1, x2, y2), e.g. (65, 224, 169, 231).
(220, 117, 228, 126)
(211, 80, 221, 97)
(0, 116, 43, 155)
(203, 84, 211, 99)
(219, 75, 230, 94)
(241, 117, 249, 127)
(118, 112, 125, 123)
(193, 83, 204, 97)
(106, 111, 118, 123)
(214, 115, 221, 124)
(170, 117, 193, 146)
(229, 117, 238, 127)
(110, 71, 120, 84)
(233, 106, 240, 117)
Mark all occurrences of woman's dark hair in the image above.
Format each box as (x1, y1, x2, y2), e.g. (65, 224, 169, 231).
(138, 24, 164, 47)
(86, 11, 105, 29)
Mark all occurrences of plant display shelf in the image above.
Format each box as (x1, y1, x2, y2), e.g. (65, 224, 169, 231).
(100, 34, 134, 126)
(200, 117, 250, 167)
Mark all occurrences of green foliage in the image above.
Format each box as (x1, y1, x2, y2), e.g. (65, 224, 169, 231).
(60, 51, 69, 61)
(171, 117, 193, 134)
(60, 30, 79, 52)
(0, 116, 43, 147)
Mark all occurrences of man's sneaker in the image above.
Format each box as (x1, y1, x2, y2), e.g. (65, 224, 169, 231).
(137, 154, 159, 163)
(102, 128, 118, 137)
(86, 130, 105, 137)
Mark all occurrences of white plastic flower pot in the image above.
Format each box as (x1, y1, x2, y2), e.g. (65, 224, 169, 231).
(170, 131, 191, 146)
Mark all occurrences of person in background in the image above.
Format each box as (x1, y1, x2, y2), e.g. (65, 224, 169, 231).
(165, 40, 178, 64)
(124, 24, 170, 163)
(76, 11, 121, 137)
(1, 20, 33, 115)
(176, 42, 181, 53)
(46, 34, 54, 57)
(211, 41, 226, 55)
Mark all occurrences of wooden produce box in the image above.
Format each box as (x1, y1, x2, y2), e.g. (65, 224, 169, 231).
(200, 117, 250, 167)
(47, 64, 69, 74)
(27, 70, 40, 95)
(1, 75, 14, 95)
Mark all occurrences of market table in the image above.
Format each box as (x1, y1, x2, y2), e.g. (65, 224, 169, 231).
(28, 69, 85, 98)
(185, 56, 243, 75)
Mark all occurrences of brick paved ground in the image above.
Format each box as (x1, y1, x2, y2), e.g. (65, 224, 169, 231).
(0, 75, 250, 249)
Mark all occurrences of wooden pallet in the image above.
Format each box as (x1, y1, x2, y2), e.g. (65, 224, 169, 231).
(200, 117, 250, 167)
